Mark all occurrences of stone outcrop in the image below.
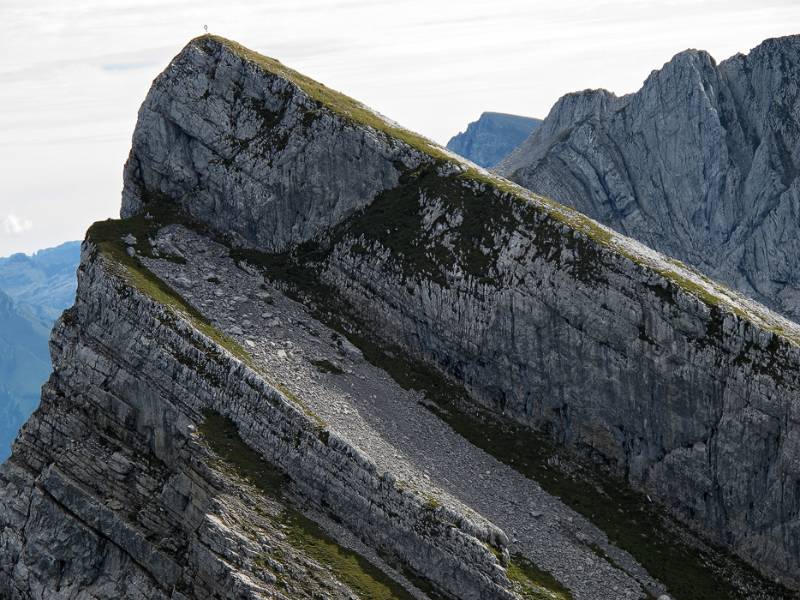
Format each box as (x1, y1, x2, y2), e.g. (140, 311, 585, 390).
(446, 112, 541, 168)
(497, 35, 800, 321)
(0, 238, 520, 600)
(2, 34, 800, 599)
(120, 36, 800, 588)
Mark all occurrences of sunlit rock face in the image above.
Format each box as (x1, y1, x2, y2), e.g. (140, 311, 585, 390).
(498, 35, 800, 322)
(121, 36, 800, 588)
(1, 35, 800, 600)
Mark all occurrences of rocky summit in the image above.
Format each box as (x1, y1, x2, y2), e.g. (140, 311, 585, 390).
(497, 35, 800, 322)
(1, 35, 799, 600)
(446, 112, 541, 168)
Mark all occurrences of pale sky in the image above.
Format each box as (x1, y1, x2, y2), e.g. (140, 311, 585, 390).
(1, 0, 798, 256)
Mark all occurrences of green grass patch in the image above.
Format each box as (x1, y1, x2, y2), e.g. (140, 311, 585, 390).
(198, 410, 418, 600)
(199, 410, 289, 494)
(202, 33, 800, 348)
(507, 555, 572, 600)
(422, 494, 441, 511)
(86, 208, 252, 365)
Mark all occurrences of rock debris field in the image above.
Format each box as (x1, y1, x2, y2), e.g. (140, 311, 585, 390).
(140, 224, 669, 600)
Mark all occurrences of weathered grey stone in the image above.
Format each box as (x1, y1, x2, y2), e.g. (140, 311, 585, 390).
(118, 36, 800, 587)
(498, 35, 800, 322)
(3, 34, 800, 599)
(0, 243, 518, 599)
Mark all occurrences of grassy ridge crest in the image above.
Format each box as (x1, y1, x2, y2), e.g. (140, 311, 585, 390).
(198, 33, 800, 347)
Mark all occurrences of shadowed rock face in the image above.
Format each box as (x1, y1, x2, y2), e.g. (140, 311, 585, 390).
(446, 112, 541, 168)
(2, 35, 800, 599)
(498, 35, 800, 322)
(120, 41, 422, 252)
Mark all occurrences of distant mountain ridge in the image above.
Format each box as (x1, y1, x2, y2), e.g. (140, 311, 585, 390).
(497, 34, 800, 320)
(0, 241, 82, 325)
(446, 112, 541, 167)
(0, 289, 50, 461)
(0, 241, 80, 459)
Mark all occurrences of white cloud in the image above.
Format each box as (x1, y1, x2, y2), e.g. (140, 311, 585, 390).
(1, 214, 33, 235)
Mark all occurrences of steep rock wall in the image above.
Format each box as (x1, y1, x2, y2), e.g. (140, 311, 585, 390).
(498, 35, 800, 321)
(0, 243, 518, 600)
(120, 37, 800, 586)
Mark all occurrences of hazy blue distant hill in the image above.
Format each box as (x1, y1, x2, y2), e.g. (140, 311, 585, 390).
(0, 289, 50, 460)
(0, 241, 81, 325)
(446, 112, 541, 168)
(0, 241, 80, 459)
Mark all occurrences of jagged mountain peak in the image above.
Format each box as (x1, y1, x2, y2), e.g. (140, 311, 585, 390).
(3, 35, 800, 600)
(542, 88, 618, 127)
(499, 33, 800, 321)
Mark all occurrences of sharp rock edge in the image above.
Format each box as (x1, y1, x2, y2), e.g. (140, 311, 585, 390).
(1, 34, 799, 600)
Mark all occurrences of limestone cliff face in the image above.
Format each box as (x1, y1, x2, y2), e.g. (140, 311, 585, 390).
(121, 38, 424, 252)
(446, 112, 541, 168)
(3, 34, 800, 599)
(498, 35, 800, 321)
(120, 36, 800, 588)
(0, 240, 517, 600)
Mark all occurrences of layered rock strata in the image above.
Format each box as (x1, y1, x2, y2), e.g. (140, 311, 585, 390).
(2, 33, 799, 599)
(0, 236, 526, 600)
(498, 35, 800, 321)
(120, 36, 800, 587)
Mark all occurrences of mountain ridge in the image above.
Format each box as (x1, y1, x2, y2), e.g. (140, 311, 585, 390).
(498, 34, 800, 321)
(121, 35, 800, 589)
(0, 241, 79, 459)
(124, 36, 800, 346)
(446, 112, 541, 168)
(1, 35, 799, 599)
